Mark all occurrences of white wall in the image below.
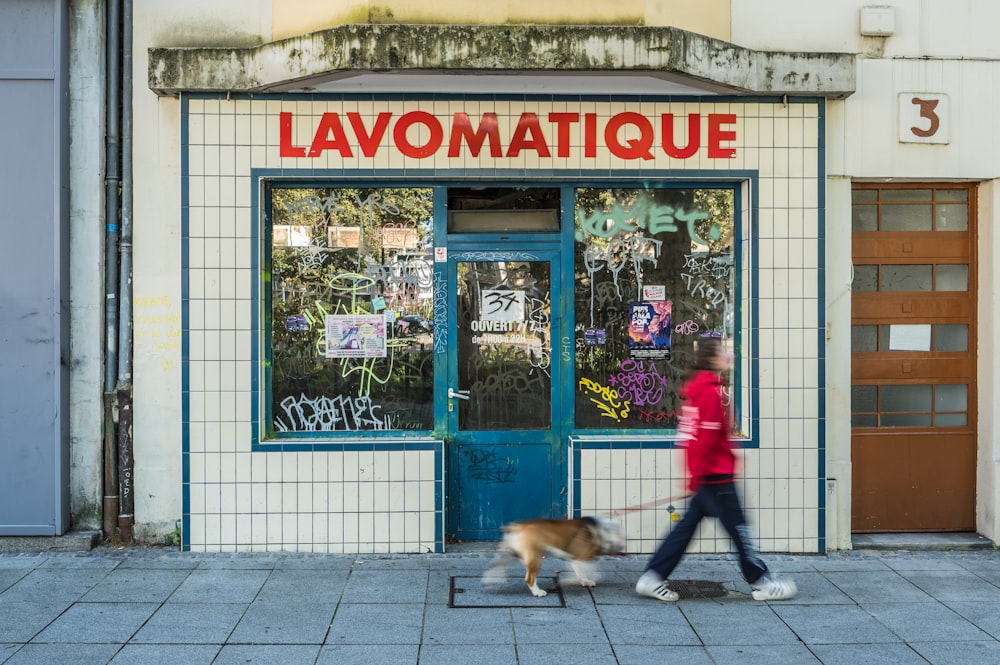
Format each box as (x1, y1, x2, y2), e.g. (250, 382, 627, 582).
(978, 180, 999, 544)
(68, 0, 106, 530)
(732, 1, 1000, 59)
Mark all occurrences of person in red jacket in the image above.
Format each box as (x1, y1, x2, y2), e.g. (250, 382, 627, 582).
(635, 336, 796, 602)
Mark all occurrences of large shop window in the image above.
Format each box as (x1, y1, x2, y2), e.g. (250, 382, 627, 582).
(265, 186, 435, 436)
(573, 187, 737, 431)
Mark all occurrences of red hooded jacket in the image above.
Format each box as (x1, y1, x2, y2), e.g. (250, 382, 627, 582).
(677, 369, 736, 492)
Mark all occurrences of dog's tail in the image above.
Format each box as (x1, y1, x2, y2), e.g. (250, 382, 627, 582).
(481, 548, 516, 586)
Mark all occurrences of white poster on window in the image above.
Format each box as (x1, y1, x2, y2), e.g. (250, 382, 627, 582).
(325, 314, 387, 358)
(481, 289, 525, 322)
(889, 324, 931, 351)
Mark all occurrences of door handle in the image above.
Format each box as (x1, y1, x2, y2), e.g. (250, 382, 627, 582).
(448, 388, 471, 400)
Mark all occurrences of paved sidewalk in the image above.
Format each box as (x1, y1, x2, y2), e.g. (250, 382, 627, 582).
(2, 545, 1000, 664)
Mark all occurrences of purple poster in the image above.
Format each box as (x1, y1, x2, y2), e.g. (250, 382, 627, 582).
(628, 300, 672, 360)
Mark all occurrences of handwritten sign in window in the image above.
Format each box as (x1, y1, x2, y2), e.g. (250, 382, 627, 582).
(481, 289, 525, 322)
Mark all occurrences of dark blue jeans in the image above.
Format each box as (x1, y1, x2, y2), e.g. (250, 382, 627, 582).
(645, 481, 768, 585)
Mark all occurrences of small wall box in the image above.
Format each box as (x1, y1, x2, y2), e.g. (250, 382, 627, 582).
(860, 5, 895, 36)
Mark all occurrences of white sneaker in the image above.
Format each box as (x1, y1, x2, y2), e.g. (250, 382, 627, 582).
(751, 574, 797, 601)
(635, 571, 680, 602)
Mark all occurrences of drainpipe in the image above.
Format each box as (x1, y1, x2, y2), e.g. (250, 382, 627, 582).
(116, 0, 135, 543)
(102, 0, 122, 541)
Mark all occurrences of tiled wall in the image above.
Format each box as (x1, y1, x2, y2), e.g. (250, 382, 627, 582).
(182, 95, 823, 553)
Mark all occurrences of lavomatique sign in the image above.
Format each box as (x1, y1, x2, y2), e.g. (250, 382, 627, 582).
(279, 111, 738, 161)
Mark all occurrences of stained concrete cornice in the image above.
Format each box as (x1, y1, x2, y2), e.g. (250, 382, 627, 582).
(148, 23, 855, 98)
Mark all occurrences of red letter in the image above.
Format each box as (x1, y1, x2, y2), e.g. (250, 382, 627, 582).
(394, 111, 443, 159)
(506, 113, 551, 158)
(448, 113, 502, 157)
(584, 113, 597, 157)
(347, 112, 391, 157)
(661, 114, 700, 159)
(707, 113, 737, 158)
(548, 112, 579, 157)
(308, 113, 353, 158)
(279, 112, 306, 158)
(605, 112, 654, 160)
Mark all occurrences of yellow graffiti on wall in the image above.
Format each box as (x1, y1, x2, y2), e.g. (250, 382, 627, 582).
(134, 295, 180, 370)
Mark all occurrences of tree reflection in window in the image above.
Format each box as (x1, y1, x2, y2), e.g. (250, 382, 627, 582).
(573, 188, 736, 430)
(266, 187, 435, 436)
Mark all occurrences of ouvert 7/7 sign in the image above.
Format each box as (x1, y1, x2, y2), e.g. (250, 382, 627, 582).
(279, 110, 739, 161)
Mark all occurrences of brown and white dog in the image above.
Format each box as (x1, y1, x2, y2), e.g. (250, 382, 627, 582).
(482, 516, 627, 597)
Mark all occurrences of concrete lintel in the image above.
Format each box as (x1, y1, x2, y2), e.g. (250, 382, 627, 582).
(149, 24, 855, 98)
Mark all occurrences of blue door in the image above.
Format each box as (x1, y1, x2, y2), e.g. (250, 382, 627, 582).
(446, 247, 565, 541)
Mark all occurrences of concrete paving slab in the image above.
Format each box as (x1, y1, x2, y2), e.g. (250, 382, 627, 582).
(419, 643, 518, 665)
(517, 642, 617, 664)
(37, 554, 120, 570)
(0, 556, 46, 570)
(862, 601, 992, 643)
(422, 606, 515, 644)
(706, 644, 822, 664)
(1, 642, 121, 665)
(771, 603, 901, 644)
(228, 600, 336, 644)
(107, 644, 220, 664)
(31, 602, 160, 644)
(943, 601, 1000, 639)
(774, 571, 854, 604)
(315, 644, 419, 664)
(807, 643, 929, 665)
(805, 556, 894, 572)
(326, 602, 423, 644)
(254, 568, 348, 604)
(0, 570, 29, 594)
(0, 600, 73, 642)
(130, 602, 248, 644)
(0, 643, 20, 662)
(681, 601, 802, 645)
(596, 602, 701, 645)
(910, 640, 1000, 665)
(80, 567, 189, 603)
(212, 644, 322, 664)
(452, 574, 564, 608)
(166, 568, 270, 603)
(339, 569, 428, 604)
(511, 606, 608, 644)
(614, 644, 715, 665)
(0, 567, 109, 603)
(823, 570, 934, 604)
(897, 568, 1000, 603)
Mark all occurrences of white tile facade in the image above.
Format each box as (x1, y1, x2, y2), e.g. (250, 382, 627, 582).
(183, 96, 822, 553)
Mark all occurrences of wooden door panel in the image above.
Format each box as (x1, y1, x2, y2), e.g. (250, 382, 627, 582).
(853, 232, 969, 259)
(852, 432, 975, 532)
(852, 356, 973, 381)
(853, 295, 970, 322)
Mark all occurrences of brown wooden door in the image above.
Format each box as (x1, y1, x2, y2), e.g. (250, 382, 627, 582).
(850, 184, 977, 532)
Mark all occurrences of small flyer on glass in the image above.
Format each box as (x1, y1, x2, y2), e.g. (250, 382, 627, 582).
(325, 314, 387, 358)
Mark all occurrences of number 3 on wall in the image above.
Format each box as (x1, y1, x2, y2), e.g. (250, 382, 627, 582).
(898, 93, 949, 144)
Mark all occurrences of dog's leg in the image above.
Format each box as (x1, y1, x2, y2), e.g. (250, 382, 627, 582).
(523, 551, 547, 597)
(570, 560, 597, 587)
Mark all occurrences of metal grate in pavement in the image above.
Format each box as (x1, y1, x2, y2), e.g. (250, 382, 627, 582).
(667, 579, 728, 599)
(449, 575, 566, 608)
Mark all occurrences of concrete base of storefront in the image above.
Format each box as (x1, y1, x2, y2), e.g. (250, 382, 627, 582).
(0, 530, 102, 553)
(853, 532, 994, 551)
